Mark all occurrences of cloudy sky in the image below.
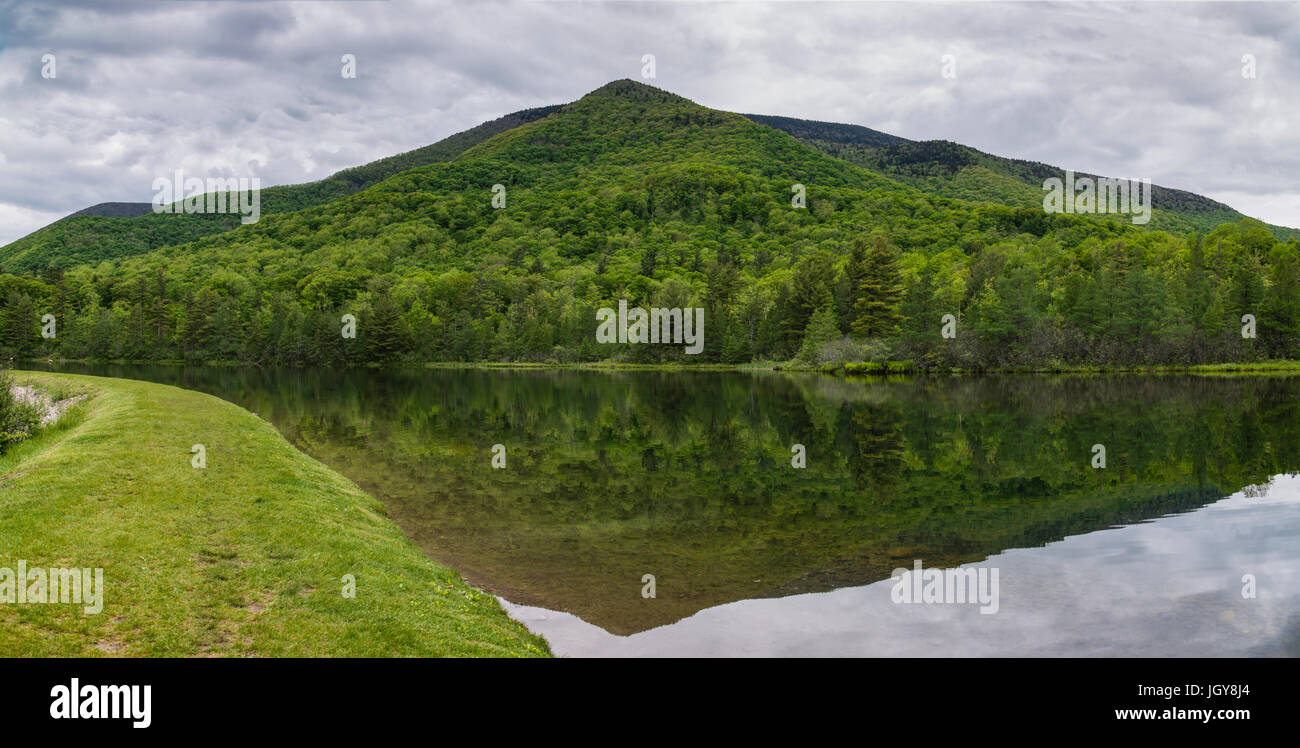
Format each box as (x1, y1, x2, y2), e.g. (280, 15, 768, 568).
(0, 0, 1297, 246)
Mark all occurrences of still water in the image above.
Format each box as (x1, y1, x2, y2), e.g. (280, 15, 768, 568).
(38, 364, 1300, 656)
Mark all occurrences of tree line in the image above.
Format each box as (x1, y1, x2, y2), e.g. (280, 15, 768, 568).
(2, 86, 1296, 369)
(1, 216, 1295, 369)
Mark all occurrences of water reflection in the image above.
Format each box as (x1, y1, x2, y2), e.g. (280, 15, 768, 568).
(503, 477, 1300, 656)
(36, 363, 1300, 651)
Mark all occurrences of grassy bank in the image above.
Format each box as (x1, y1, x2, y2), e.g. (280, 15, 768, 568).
(0, 372, 549, 657)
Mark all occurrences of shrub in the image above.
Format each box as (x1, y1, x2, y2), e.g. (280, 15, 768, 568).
(0, 372, 42, 452)
(806, 336, 890, 366)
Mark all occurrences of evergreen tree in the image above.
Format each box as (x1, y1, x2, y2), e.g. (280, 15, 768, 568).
(308, 310, 346, 365)
(1182, 235, 1212, 333)
(181, 287, 219, 360)
(797, 305, 840, 363)
(899, 262, 940, 355)
(784, 251, 836, 354)
(1261, 242, 1300, 358)
(640, 245, 659, 278)
(365, 293, 407, 363)
(0, 291, 38, 359)
(851, 236, 903, 337)
(835, 238, 870, 334)
(1228, 253, 1266, 322)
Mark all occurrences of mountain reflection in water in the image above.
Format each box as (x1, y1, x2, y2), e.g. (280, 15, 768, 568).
(39, 364, 1300, 654)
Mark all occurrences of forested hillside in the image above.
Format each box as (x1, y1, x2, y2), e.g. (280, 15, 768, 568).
(801, 138, 1296, 240)
(0, 106, 561, 273)
(742, 113, 910, 149)
(1, 79, 1297, 369)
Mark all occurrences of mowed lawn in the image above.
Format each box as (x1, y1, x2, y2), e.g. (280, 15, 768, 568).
(0, 372, 549, 657)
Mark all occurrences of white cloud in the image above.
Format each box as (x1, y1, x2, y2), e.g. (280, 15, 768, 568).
(1204, 190, 1300, 229)
(0, 202, 66, 252)
(0, 0, 1297, 246)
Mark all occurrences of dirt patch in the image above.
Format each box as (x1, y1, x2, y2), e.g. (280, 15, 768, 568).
(94, 639, 126, 654)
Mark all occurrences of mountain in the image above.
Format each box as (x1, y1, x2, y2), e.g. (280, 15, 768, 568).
(7, 80, 1296, 273)
(736, 115, 1294, 240)
(788, 136, 1292, 239)
(0, 105, 561, 273)
(1, 79, 1298, 369)
(67, 202, 156, 220)
(742, 113, 910, 149)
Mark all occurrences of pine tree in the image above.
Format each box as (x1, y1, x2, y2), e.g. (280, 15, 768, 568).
(180, 288, 219, 360)
(308, 310, 345, 365)
(1182, 235, 1212, 332)
(1261, 241, 1300, 358)
(899, 262, 939, 354)
(797, 305, 840, 363)
(365, 293, 407, 363)
(0, 291, 38, 359)
(835, 238, 870, 333)
(1228, 253, 1266, 321)
(851, 236, 903, 337)
(784, 251, 836, 353)
(640, 244, 659, 277)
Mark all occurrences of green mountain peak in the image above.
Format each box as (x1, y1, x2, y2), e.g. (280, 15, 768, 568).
(576, 78, 695, 106)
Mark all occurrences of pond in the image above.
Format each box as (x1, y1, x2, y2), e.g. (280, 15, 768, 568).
(37, 364, 1300, 656)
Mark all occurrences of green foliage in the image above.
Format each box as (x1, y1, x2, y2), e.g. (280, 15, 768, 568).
(1261, 241, 1300, 358)
(808, 138, 1299, 241)
(0, 371, 41, 451)
(796, 305, 840, 362)
(0, 107, 562, 274)
(44, 365, 1298, 634)
(850, 235, 904, 337)
(0, 372, 549, 656)
(0, 80, 1297, 369)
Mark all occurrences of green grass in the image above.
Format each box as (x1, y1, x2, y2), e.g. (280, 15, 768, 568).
(0, 372, 550, 657)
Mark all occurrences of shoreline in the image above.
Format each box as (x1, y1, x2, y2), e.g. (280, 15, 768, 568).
(0, 371, 550, 657)
(25, 358, 1300, 376)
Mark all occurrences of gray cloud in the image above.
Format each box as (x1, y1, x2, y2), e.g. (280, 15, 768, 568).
(0, 0, 1297, 245)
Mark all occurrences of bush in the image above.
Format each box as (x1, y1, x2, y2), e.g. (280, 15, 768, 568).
(806, 336, 890, 366)
(840, 360, 915, 376)
(0, 372, 42, 452)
